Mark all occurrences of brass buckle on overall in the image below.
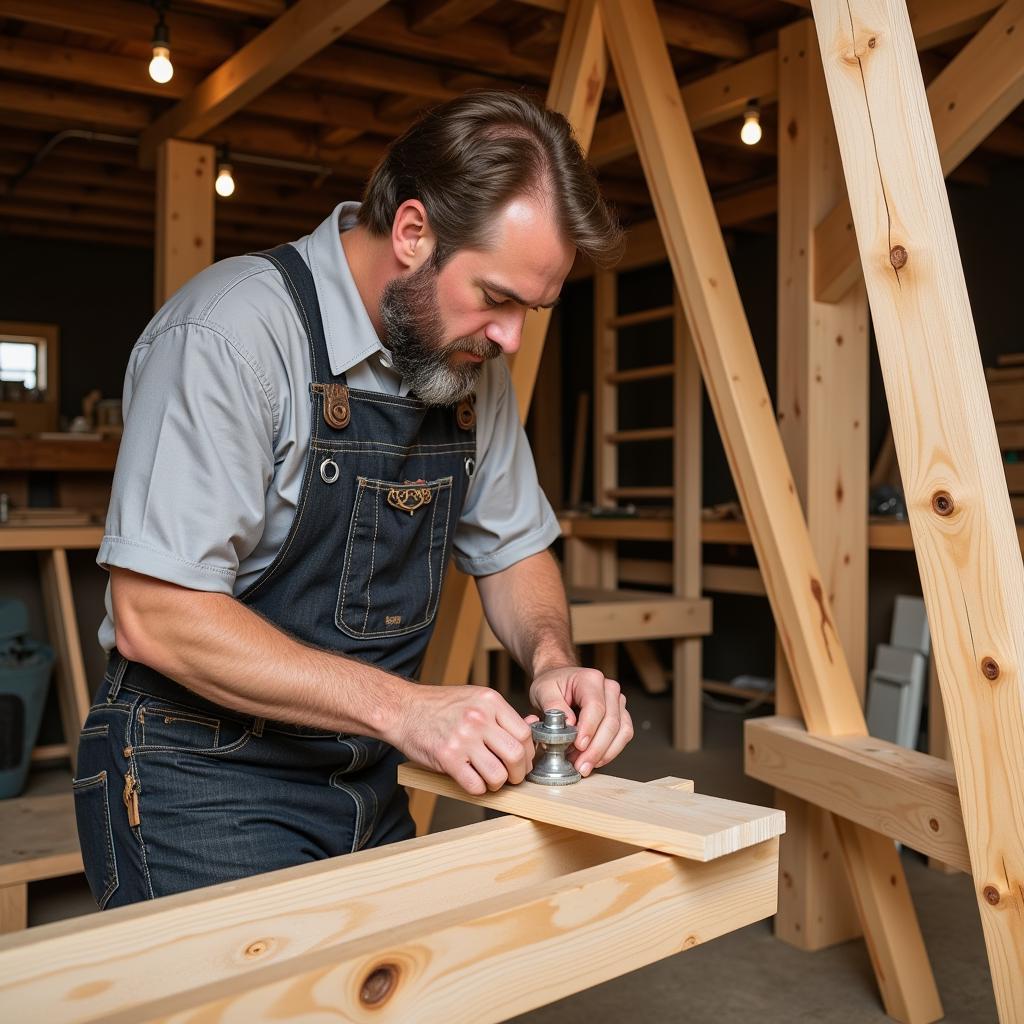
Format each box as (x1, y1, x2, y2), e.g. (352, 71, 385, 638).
(386, 482, 433, 516)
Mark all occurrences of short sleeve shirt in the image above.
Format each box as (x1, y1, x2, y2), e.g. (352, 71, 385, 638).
(96, 202, 560, 651)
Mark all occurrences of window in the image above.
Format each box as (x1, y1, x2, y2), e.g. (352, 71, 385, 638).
(0, 339, 44, 392)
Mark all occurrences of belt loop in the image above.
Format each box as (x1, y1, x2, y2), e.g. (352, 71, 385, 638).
(252, 717, 265, 737)
(106, 651, 129, 703)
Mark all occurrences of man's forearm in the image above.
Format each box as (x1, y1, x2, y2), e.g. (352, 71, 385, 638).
(110, 568, 412, 741)
(475, 550, 576, 680)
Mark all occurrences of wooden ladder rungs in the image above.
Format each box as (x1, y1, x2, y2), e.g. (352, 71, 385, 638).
(606, 427, 674, 443)
(606, 363, 675, 384)
(606, 304, 675, 329)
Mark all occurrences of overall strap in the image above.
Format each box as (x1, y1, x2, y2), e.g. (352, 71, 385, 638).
(255, 243, 337, 386)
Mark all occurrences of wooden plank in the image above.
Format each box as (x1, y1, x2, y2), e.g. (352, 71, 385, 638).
(137, 0, 388, 165)
(0, 793, 82, 888)
(815, 0, 1024, 303)
(701, 564, 765, 595)
(0, 438, 119, 472)
(594, 268, 618, 506)
(411, 0, 606, 836)
(38, 550, 90, 765)
(479, 595, 711, 650)
(673, 300, 703, 750)
(76, 839, 779, 1023)
(154, 140, 214, 309)
(560, 514, 673, 541)
(811, 1, 1024, 1018)
(0, 815, 623, 1017)
(411, 0, 497, 35)
(601, 3, 940, 1019)
(401, 764, 784, 861)
(773, 18, 867, 952)
(746, 717, 968, 871)
(988, 378, 1024, 423)
(0, 527, 104, 552)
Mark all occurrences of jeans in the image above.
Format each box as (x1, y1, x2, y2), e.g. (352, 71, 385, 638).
(73, 667, 413, 909)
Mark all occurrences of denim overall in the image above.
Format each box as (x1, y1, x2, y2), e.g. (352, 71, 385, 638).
(73, 243, 477, 908)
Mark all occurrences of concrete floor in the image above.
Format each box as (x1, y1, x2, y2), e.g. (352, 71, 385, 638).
(26, 685, 995, 1023)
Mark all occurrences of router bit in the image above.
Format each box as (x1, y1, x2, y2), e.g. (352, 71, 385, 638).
(527, 709, 582, 786)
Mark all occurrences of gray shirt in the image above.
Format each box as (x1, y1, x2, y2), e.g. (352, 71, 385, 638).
(97, 202, 559, 652)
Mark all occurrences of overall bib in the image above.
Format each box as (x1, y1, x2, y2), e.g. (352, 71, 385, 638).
(73, 243, 477, 908)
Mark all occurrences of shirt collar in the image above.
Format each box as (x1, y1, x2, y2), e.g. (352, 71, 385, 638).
(302, 201, 386, 379)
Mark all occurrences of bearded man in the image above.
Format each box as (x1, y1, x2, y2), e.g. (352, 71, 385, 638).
(73, 90, 631, 908)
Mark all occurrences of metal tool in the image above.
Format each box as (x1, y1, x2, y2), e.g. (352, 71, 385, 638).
(527, 709, 582, 786)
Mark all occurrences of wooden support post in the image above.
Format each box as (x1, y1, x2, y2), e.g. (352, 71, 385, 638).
(410, 0, 607, 836)
(591, 266, 618, 678)
(815, 0, 1024, 303)
(672, 300, 703, 750)
(811, 3, 1024, 1017)
(0, 884, 27, 935)
(38, 548, 90, 765)
(154, 139, 214, 308)
(599, 1, 941, 1019)
(773, 18, 867, 952)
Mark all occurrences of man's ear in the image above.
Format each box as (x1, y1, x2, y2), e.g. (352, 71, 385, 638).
(392, 199, 436, 271)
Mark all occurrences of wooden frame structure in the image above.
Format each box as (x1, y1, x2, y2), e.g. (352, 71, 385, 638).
(0, 773, 784, 1021)
(3, 1, 1023, 1020)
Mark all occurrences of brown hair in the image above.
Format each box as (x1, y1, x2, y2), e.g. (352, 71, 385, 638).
(358, 89, 623, 269)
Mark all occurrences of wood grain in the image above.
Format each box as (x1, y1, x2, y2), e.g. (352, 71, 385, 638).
(400, 764, 784, 861)
(810, 1, 1024, 1017)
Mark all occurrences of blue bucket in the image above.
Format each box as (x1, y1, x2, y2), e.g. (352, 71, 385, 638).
(0, 600, 55, 799)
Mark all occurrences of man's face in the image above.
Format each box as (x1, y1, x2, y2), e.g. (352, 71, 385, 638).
(380, 194, 575, 406)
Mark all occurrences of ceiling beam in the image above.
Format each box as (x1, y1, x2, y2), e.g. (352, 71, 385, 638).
(591, 50, 778, 167)
(410, 0, 498, 36)
(0, 0, 238, 59)
(815, 0, 1024, 302)
(137, 0, 389, 167)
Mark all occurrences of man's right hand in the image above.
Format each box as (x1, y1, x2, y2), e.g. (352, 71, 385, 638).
(393, 685, 535, 795)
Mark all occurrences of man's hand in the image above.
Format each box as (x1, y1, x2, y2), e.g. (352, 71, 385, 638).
(394, 685, 535, 795)
(528, 667, 633, 778)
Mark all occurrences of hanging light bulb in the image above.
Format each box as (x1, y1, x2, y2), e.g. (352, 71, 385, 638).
(149, 4, 174, 84)
(215, 156, 235, 198)
(740, 100, 762, 146)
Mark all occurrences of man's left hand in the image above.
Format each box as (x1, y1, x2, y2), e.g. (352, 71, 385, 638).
(528, 667, 633, 778)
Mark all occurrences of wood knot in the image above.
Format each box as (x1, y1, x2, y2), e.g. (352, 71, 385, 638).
(867, 36, 877, 48)
(889, 244, 908, 270)
(983, 885, 1000, 906)
(928, 818, 940, 832)
(244, 939, 271, 959)
(360, 964, 400, 1007)
(931, 491, 954, 517)
(981, 657, 1000, 681)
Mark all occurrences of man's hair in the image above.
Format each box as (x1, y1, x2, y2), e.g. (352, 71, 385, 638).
(357, 89, 623, 269)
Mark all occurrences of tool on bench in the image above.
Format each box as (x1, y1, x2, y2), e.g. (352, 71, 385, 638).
(527, 709, 582, 786)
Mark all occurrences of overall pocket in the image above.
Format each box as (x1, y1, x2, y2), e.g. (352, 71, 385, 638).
(336, 475, 453, 639)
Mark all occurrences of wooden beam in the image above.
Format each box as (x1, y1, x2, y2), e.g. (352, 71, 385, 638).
(138, 0, 388, 166)
(656, 3, 750, 59)
(811, 1, 1024, 1017)
(479, 595, 710, 650)
(600, 2, 941, 1020)
(746, 717, 968, 872)
(155, 140, 214, 308)
(673, 300, 704, 750)
(401, 765, 784, 860)
(41, 838, 779, 1022)
(411, 0, 497, 35)
(815, 0, 1024, 303)
(773, 18, 868, 952)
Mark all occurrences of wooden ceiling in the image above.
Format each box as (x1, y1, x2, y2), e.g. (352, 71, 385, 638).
(0, 0, 1018, 258)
